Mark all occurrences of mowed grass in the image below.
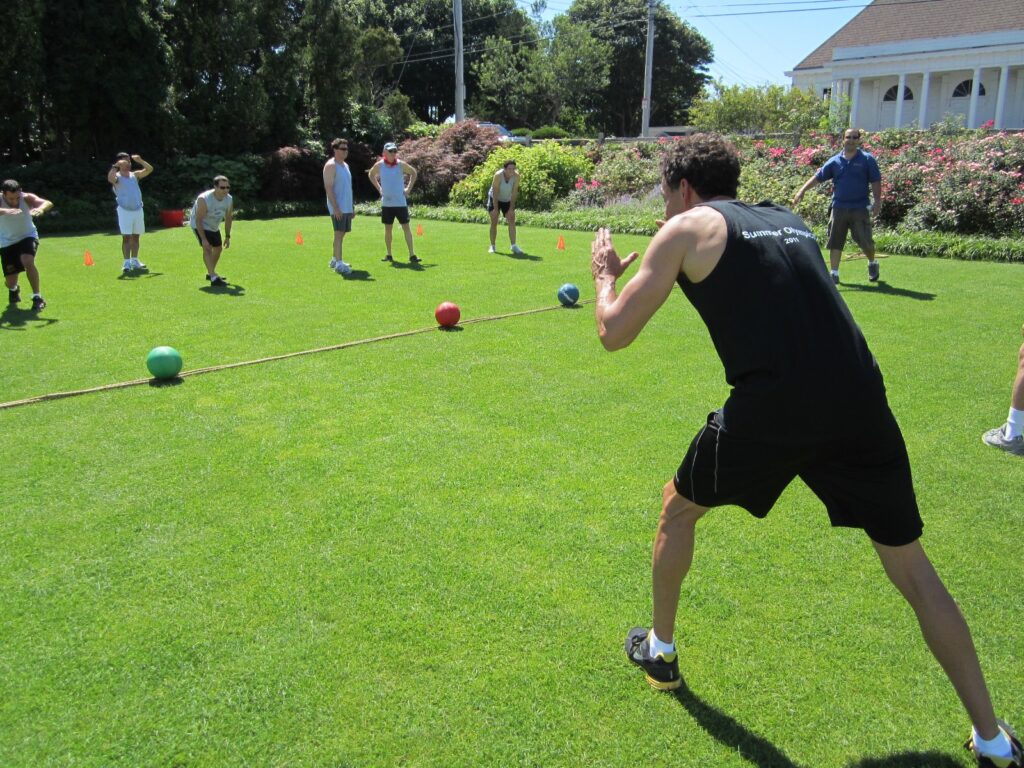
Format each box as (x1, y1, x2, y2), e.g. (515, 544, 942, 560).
(1, 215, 1022, 768)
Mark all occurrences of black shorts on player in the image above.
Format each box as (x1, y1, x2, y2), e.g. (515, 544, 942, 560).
(674, 408, 923, 547)
(1, 237, 38, 276)
(380, 206, 410, 225)
(193, 228, 222, 248)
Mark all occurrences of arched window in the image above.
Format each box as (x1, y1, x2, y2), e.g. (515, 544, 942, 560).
(883, 85, 914, 101)
(953, 79, 986, 97)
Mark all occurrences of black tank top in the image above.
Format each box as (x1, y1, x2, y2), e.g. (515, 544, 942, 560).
(677, 200, 888, 443)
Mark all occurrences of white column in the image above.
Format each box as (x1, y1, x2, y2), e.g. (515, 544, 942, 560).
(968, 66, 982, 128)
(918, 71, 931, 128)
(995, 65, 1009, 129)
(850, 77, 861, 127)
(894, 73, 906, 127)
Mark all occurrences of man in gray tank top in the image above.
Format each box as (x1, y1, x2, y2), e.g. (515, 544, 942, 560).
(190, 176, 234, 287)
(590, 133, 1020, 764)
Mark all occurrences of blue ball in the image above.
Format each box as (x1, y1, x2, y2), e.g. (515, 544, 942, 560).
(557, 283, 580, 307)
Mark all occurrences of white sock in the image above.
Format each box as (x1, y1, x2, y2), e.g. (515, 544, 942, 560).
(32, 293, 41, 299)
(973, 726, 1012, 758)
(831, 269, 840, 277)
(1005, 408, 1024, 439)
(648, 629, 675, 657)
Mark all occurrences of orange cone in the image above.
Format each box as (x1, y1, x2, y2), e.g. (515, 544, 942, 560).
(416, 224, 424, 236)
(295, 231, 304, 245)
(556, 235, 565, 250)
(84, 250, 94, 266)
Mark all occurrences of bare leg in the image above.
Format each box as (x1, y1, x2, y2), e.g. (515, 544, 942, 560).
(508, 211, 517, 247)
(21, 255, 40, 294)
(333, 230, 346, 262)
(5, 273, 17, 290)
(121, 236, 131, 260)
(203, 245, 223, 278)
(652, 482, 708, 642)
(829, 248, 843, 272)
(873, 539, 1000, 740)
(130, 235, 141, 260)
(489, 209, 499, 247)
(384, 224, 393, 256)
(1011, 342, 1024, 411)
(401, 222, 415, 257)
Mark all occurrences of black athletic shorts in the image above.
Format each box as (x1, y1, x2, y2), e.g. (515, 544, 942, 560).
(487, 191, 511, 216)
(673, 409, 923, 547)
(381, 206, 410, 225)
(193, 228, 222, 248)
(1, 237, 38, 276)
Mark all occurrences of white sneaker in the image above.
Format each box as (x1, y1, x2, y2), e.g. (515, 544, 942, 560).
(131, 259, 146, 270)
(511, 244, 524, 255)
(329, 259, 338, 270)
(122, 260, 132, 273)
(488, 245, 496, 254)
(335, 261, 352, 275)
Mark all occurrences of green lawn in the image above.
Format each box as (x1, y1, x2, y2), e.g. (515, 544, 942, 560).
(1, 216, 1022, 767)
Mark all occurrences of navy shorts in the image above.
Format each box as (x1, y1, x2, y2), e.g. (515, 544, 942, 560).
(381, 206, 410, 225)
(673, 409, 923, 547)
(1, 237, 39, 276)
(331, 212, 354, 233)
(193, 228, 222, 248)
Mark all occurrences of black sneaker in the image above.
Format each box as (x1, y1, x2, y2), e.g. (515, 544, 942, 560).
(31, 295, 46, 311)
(409, 254, 422, 264)
(382, 254, 393, 263)
(8, 286, 20, 304)
(966, 720, 1023, 767)
(210, 276, 228, 287)
(625, 626, 681, 691)
(832, 272, 840, 285)
(868, 260, 880, 282)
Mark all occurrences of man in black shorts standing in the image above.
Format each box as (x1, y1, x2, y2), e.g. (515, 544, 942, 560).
(368, 142, 419, 264)
(1, 179, 52, 310)
(591, 133, 1020, 765)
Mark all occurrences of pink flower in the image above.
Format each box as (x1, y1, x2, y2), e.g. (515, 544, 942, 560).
(1012, 198, 1024, 206)
(982, 119, 995, 129)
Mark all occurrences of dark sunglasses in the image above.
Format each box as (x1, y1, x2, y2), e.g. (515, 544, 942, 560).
(218, 185, 230, 190)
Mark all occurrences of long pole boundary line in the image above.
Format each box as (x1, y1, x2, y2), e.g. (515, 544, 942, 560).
(0, 299, 595, 411)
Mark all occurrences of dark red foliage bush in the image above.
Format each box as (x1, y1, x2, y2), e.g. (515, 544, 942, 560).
(397, 121, 501, 204)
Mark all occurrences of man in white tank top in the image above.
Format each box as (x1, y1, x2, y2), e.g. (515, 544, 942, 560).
(368, 142, 420, 264)
(487, 160, 523, 255)
(1, 179, 53, 310)
(190, 175, 234, 287)
(107, 152, 153, 275)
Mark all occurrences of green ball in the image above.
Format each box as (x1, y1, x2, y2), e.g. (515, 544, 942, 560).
(146, 346, 183, 379)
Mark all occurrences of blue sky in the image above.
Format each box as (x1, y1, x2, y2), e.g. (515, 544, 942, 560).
(533, 0, 870, 87)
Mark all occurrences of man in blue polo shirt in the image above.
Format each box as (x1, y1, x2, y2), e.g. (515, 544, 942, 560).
(793, 128, 881, 285)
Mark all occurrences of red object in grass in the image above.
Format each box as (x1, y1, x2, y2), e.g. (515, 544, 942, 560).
(435, 301, 461, 328)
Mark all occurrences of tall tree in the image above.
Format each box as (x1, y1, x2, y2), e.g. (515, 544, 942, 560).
(1, 0, 47, 161)
(299, 0, 359, 142)
(253, 0, 306, 149)
(566, 0, 711, 136)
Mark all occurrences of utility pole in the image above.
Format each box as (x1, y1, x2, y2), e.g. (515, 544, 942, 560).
(454, 0, 465, 121)
(640, 0, 655, 137)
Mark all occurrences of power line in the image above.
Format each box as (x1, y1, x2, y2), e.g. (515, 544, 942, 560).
(689, 0, 944, 17)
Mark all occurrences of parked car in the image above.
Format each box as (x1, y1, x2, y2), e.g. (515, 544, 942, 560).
(478, 122, 532, 147)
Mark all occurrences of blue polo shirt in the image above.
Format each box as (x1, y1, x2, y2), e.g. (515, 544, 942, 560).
(815, 149, 880, 209)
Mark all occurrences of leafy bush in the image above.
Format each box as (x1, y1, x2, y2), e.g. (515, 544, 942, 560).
(449, 142, 592, 210)
(511, 128, 533, 138)
(405, 121, 444, 140)
(532, 125, 569, 140)
(397, 121, 502, 204)
(260, 146, 324, 201)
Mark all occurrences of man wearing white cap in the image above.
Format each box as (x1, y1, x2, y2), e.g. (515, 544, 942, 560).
(368, 142, 419, 264)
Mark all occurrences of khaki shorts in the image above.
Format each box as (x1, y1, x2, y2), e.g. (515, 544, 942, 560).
(826, 206, 874, 252)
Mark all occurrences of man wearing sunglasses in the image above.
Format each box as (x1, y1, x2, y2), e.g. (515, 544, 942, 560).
(190, 176, 234, 287)
(793, 128, 882, 285)
(1, 179, 52, 311)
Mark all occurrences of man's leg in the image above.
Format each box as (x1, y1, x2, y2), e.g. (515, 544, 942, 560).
(507, 210, 518, 248)
(130, 234, 141, 261)
(1011, 342, 1024, 411)
(121, 235, 132, 262)
(653, 482, 709, 642)
(489, 209, 499, 248)
(333, 230, 344, 263)
(21, 254, 40, 295)
(384, 224, 393, 257)
(401, 222, 415, 257)
(829, 248, 843, 272)
(203, 244, 222, 278)
(982, 341, 1024, 452)
(873, 539, 1000, 740)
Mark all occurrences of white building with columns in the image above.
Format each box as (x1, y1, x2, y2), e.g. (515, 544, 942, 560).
(787, 0, 1024, 131)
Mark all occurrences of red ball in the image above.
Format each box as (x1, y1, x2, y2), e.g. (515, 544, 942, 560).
(435, 301, 461, 328)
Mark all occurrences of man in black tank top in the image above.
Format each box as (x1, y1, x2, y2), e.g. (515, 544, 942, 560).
(590, 133, 1019, 763)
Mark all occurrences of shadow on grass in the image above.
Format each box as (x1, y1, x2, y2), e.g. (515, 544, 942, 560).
(499, 249, 542, 262)
(0, 305, 59, 331)
(341, 269, 374, 281)
(839, 281, 936, 301)
(148, 376, 184, 388)
(117, 269, 164, 280)
(388, 260, 435, 272)
(672, 680, 962, 768)
(438, 325, 464, 333)
(199, 282, 246, 297)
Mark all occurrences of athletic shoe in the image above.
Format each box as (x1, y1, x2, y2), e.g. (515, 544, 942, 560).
(488, 245, 496, 254)
(511, 244, 524, 255)
(210, 276, 228, 287)
(624, 626, 681, 691)
(382, 254, 393, 263)
(31, 295, 46, 311)
(335, 261, 352, 275)
(868, 260, 880, 282)
(966, 720, 1023, 767)
(982, 425, 1024, 456)
(409, 254, 422, 264)
(131, 259, 146, 270)
(329, 259, 338, 270)
(8, 286, 20, 304)
(832, 272, 840, 285)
